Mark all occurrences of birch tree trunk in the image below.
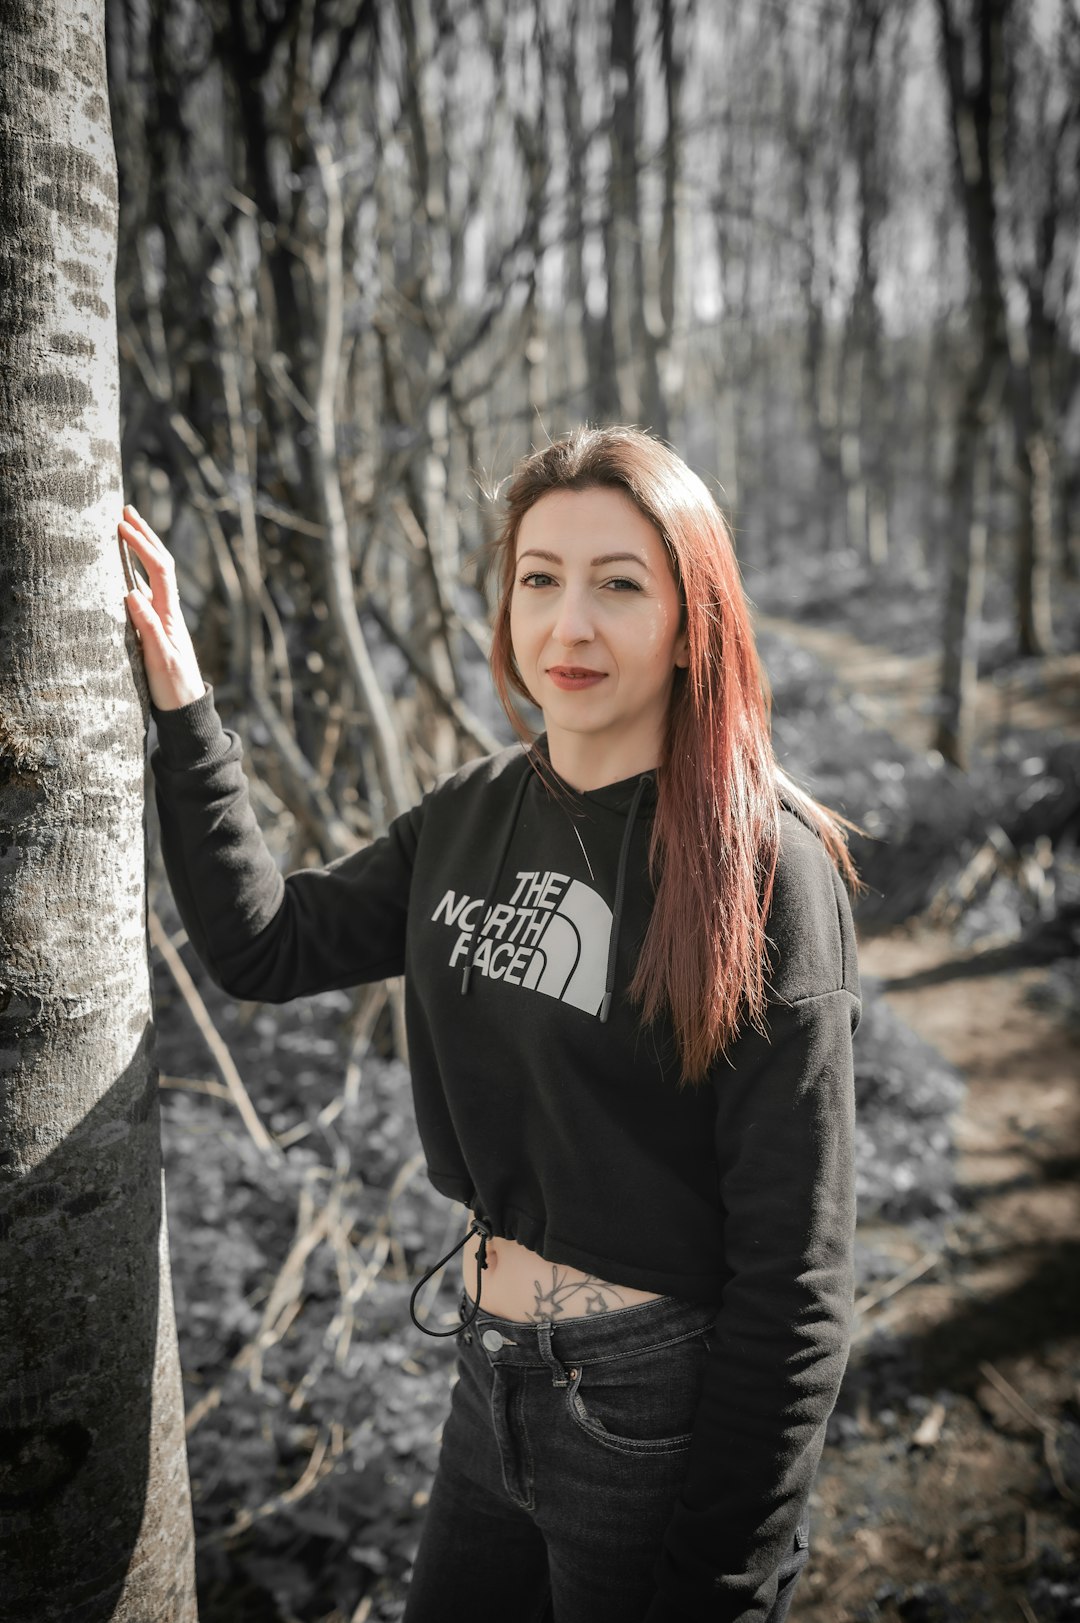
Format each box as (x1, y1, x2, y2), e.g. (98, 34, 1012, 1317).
(0, 1, 198, 1617)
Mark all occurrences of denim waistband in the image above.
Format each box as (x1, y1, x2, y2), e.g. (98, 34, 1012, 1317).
(456, 1286, 717, 1369)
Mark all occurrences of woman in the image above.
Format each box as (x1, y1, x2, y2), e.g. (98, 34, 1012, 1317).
(120, 424, 865, 1623)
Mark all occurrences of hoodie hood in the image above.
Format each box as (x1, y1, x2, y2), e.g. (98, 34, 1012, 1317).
(458, 731, 656, 1023)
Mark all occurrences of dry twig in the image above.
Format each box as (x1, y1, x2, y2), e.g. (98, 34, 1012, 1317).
(312, 139, 415, 823)
(185, 1175, 334, 1432)
(149, 906, 280, 1162)
(979, 1360, 1080, 1507)
(207, 1419, 344, 1542)
(987, 1508, 1039, 1575)
(159, 1074, 233, 1101)
(853, 1250, 942, 1327)
(287, 1149, 426, 1413)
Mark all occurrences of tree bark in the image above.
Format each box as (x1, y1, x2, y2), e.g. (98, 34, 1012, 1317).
(934, 0, 1011, 769)
(604, 0, 665, 433)
(561, 14, 608, 420)
(0, 1, 198, 1618)
(843, 2, 893, 568)
(1010, 53, 1070, 658)
(655, 0, 687, 417)
(934, 388, 995, 769)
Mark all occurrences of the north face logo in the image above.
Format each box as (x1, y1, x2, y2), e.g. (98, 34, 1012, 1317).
(431, 869, 612, 1017)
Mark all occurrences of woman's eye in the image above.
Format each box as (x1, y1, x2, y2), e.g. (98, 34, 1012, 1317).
(517, 573, 641, 592)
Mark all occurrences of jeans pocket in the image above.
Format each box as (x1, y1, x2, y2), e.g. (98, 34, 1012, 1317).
(564, 1329, 711, 1457)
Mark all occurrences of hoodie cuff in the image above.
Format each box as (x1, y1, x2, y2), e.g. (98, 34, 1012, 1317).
(150, 681, 231, 769)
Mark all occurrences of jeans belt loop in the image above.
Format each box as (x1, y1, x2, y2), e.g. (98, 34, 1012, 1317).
(536, 1319, 571, 1387)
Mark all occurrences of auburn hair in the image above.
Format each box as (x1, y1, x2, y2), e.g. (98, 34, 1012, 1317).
(485, 423, 868, 1089)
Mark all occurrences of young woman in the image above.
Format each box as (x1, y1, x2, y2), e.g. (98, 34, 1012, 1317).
(120, 424, 865, 1623)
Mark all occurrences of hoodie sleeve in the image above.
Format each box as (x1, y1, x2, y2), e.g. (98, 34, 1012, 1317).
(644, 821, 861, 1623)
(148, 683, 424, 1003)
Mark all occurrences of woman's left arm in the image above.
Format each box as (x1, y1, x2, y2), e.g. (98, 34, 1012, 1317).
(644, 844, 862, 1623)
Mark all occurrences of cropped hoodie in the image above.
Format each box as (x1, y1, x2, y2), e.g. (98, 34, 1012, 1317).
(149, 683, 862, 1623)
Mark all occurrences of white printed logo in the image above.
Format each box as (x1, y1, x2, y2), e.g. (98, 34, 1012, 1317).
(431, 869, 612, 1017)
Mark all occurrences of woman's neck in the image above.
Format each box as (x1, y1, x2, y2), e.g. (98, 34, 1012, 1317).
(540, 726, 662, 793)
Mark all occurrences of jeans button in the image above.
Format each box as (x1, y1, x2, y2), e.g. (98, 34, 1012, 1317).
(481, 1329, 504, 1352)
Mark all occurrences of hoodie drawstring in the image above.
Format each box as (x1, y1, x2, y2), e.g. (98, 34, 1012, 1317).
(599, 774, 649, 1022)
(409, 1213, 494, 1337)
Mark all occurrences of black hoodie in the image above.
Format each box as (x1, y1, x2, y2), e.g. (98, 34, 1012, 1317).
(150, 683, 861, 1623)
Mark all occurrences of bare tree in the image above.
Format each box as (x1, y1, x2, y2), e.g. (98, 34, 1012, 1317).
(1003, 3, 1079, 652)
(839, 0, 901, 570)
(934, 0, 1012, 769)
(0, 0, 197, 1617)
(605, 0, 666, 432)
(655, 0, 690, 412)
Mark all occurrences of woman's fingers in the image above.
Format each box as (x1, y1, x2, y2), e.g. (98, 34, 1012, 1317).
(118, 538, 154, 596)
(123, 575, 159, 627)
(121, 504, 167, 551)
(124, 587, 150, 625)
(118, 509, 174, 582)
(118, 515, 165, 570)
(119, 513, 177, 621)
(118, 501, 207, 709)
(123, 503, 157, 538)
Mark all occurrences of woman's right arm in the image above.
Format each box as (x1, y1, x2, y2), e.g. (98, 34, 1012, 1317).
(120, 505, 422, 1003)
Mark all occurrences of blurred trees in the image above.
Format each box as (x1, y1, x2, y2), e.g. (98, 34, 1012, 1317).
(935, 0, 1078, 765)
(106, 0, 1079, 907)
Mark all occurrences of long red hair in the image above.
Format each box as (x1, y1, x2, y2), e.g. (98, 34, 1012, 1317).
(486, 424, 867, 1088)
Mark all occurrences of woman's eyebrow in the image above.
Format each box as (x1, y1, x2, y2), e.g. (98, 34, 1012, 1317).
(518, 547, 653, 574)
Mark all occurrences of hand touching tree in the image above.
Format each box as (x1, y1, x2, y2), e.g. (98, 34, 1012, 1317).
(119, 504, 206, 710)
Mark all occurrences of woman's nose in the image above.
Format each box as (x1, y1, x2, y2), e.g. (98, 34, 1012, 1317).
(551, 588, 595, 646)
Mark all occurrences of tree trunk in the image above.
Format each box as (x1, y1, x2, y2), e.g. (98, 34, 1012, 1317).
(844, 1, 893, 570)
(562, 16, 607, 420)
(1012, 196, 1061, 655)
(934, 390, 994, 769)
(0, 2, 198, 1618)
(655, 0, 687, 419)
(1014, 419, 1056, 658)
(604, 0, 666, 433)
(934, 0, 1011, 769)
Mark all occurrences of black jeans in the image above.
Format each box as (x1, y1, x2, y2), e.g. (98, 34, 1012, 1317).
(402, 1288, 811, 1623)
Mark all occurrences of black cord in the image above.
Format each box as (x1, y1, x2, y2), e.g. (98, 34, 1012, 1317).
(409, 1214, 494, 1337)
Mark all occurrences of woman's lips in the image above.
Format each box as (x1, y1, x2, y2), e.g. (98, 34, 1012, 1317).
(547, 668, 607, 690)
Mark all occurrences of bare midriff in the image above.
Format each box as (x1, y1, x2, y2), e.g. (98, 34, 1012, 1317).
(460, 1213, 664, 1323)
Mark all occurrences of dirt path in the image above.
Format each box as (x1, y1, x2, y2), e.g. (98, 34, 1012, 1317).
(755, 613, 1080, 1621)
(800, 921, 1080, 1623)
(754, 610, 1080, 753)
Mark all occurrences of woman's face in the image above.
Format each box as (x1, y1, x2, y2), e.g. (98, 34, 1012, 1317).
(509, 486, 689, 775)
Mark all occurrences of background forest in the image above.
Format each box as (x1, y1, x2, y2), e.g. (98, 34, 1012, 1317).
(103, 0, 1080, 1617)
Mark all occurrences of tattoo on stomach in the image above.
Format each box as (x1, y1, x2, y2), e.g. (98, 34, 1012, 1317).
(525, 1265, 633, 1320)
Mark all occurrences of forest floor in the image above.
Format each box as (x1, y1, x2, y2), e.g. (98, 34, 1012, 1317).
(749, 566, 1080, 1623)
(801, 917, 1080, 1623)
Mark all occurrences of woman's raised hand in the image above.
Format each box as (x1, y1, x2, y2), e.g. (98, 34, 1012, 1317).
(118, 504, 207, 712)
